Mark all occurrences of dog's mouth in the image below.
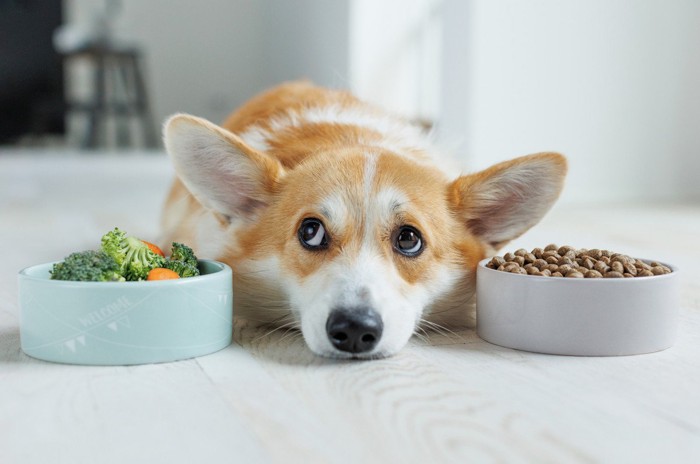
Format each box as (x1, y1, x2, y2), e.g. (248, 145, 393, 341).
(306, 338, 396, 360)
(323, 350, 392, 361)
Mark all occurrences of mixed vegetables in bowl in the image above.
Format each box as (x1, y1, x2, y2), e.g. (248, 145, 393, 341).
(50, 227, 200, 282)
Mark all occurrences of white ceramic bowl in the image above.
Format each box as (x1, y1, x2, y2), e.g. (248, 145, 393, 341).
(476, 259, 680, 356)
(18, 259, 233, 365)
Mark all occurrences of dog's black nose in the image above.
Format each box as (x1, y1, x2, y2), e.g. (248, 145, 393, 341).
(326, 307, 383, 354)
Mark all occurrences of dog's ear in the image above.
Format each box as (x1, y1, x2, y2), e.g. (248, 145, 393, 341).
(449, 152, 567, 249)
(163, 114, 283, 221)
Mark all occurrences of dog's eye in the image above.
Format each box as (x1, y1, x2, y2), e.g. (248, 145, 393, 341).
(299, 218, 329, 249)
(394, 226, 423, 256)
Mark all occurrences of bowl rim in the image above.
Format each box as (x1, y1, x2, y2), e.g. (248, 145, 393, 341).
(477, 257, 678, 283)
(18, 258, 231, 288)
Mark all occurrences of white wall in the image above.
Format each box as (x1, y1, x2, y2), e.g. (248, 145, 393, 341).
(259, 0, 349, 91)
(441, 0, 700, 204)
(65, 0, 438, 137)
(65, 0, 264, 128)
(350, 0, 442, 121)
(64, 0, 700, 203)
(65, 0, 349, 132)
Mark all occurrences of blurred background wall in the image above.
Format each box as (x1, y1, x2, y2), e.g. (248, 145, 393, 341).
(63, 0, 350, 128)
(2, 0, 699, 205)
(447, 0, 700, 205)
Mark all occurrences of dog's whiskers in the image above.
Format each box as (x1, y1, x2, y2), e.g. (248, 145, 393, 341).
(268, 312, 296, 325)
(235, 268, 279, 277)
(419, 318, 466, 343)
(412, 325, 431, 344)
(251, 320, 299, 343)
(277, 326, 303, 344)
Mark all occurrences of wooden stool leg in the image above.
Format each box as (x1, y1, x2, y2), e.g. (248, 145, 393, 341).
(129, 54, 158, 148)
(83, 53, 106, 148)
(113, 57, 132, 148)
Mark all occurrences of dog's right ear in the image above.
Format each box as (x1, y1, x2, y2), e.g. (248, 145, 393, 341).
(448, 152, 567, 250)
(163, 114, 284, 221)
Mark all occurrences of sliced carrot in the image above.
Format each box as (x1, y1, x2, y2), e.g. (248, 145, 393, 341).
(147, 268, 180, 281)
(142, 240, 165, 257)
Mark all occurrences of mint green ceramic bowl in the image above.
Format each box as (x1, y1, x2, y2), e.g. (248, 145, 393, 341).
(18, 260, 233, 365)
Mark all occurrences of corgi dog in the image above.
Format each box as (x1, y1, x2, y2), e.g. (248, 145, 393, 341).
(161, 81, 567, 359)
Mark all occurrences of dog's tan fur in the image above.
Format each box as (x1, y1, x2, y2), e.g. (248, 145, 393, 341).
(161, 81, 567, 357)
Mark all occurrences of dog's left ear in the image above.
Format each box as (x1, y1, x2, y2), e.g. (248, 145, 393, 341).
(449, 152, 567, 249)
(163, 114, 284, 222)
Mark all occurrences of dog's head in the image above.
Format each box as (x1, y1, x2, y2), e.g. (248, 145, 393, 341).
(164, 114, 567, 359)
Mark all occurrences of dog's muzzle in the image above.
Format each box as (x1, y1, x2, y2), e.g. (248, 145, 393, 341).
(326, 307, 383, 354)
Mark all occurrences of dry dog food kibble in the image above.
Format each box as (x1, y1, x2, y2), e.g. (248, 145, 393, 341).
(485, 245, 672, 278)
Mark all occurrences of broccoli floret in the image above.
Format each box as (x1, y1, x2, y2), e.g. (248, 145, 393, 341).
(170, 242, 198, 268)
(163, 259, 200, 278)
(101, 227, 165, 281)
(50, 250, 125, 282)
(163, 242, 200, 278)
(100, 227, 128, 267)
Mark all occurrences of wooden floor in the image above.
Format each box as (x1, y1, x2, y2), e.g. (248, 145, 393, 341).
(1, 152, 699, 463)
